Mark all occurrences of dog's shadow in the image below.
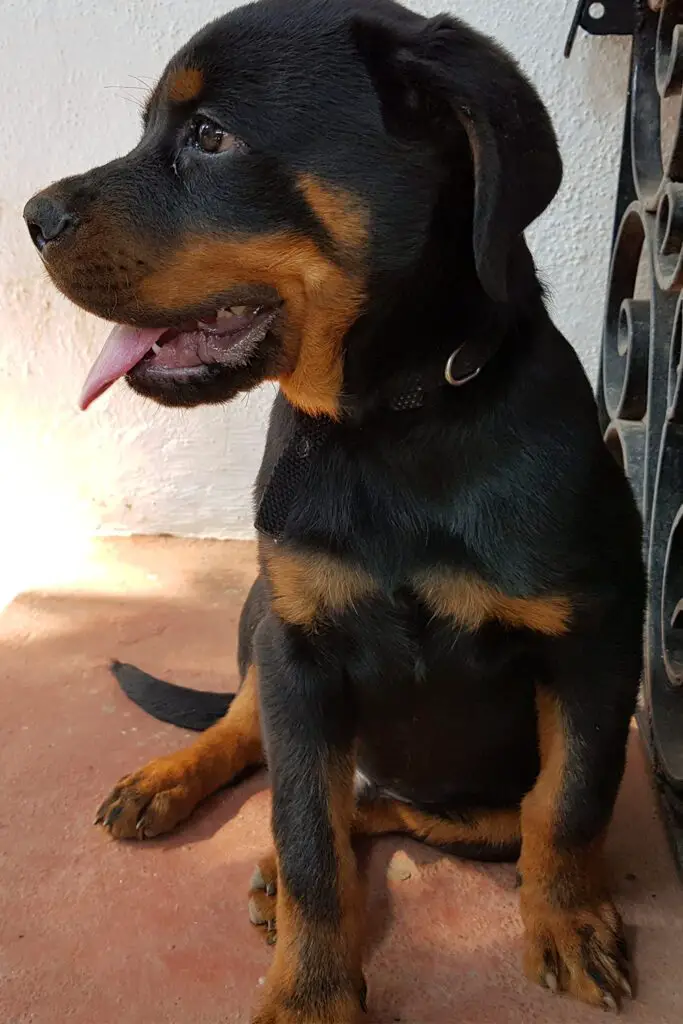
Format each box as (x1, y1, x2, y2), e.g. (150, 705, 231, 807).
(354, 833, 519, 959)
(134, 768, 518, 958)
(144, 771, 520, 958)
(140, 767, 272, 850)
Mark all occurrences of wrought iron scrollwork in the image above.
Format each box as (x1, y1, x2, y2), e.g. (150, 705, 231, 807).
(590, 0, 683, 873)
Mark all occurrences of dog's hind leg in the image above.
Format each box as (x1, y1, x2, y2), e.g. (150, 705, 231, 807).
(95, 577, 268, 840)
(247, 799, 521, 944)
(95, 664, 263, 838)
(351, 798, 521, 861)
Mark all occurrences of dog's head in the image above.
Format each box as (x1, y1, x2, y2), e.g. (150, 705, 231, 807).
(24, 0, 561, 417)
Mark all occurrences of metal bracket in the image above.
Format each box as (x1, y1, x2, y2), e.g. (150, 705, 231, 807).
(565, 0, 635, 58)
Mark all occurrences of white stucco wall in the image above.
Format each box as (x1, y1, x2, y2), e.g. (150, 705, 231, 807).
(0, 0, 630, 556)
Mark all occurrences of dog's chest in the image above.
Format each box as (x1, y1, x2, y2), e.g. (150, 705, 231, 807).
(262, 540, 570, 638)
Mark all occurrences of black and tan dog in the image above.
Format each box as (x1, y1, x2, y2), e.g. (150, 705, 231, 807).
(24, 0, 645, 1019)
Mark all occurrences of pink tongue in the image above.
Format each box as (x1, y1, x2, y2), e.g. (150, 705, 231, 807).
(79, 325, 168, 410)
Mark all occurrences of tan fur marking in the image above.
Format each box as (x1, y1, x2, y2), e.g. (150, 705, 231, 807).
(264, 543, 377, 627)
(95, 667, 262, 839)
(519, 690, 607, 903)
(166, 67, 204, 104)
(249, 801, 520, 948)
(329, 754, 363, 949)
(415, 570, 572, 635)
(520, 688, 569, 883)
(298, 174, 368, 251)
(139, 234, 365, 417)
(517, 690, 626, 1008)
(353, 800, 520, 848)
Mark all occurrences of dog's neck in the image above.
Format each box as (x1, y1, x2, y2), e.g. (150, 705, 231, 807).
(257, 238, 546, 542)
(341, 229, 543, 422)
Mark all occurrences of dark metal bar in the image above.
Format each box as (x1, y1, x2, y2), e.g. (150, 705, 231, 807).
(570, 0, 683, 876)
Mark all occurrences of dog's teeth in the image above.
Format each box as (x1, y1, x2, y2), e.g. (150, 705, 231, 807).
(230, 305, 248, 316)
(151, 342, 162, 355)
(216, 307, 235, 320)
(198, 321, 215, 330)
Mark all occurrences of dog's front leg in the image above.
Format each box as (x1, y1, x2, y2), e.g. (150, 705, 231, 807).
(252, 613, 364, 1024)
(519, 613, 641, 1010)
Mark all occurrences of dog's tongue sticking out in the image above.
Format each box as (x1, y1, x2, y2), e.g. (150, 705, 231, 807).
(79, 307, 275, 410)
(79, 325, 168, 411)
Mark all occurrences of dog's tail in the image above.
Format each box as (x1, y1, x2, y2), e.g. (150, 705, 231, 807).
(110, 660, 234, 732)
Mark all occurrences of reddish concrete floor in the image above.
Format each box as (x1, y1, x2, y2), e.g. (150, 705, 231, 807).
(1, 536, 682, 1024)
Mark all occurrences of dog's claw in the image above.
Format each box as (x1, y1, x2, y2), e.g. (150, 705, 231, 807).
(620, 976, 632, 998)
(103, 804, 122, 827)
(544, 971, 558, 993)
(250, 865, 266, 890)
(603, 993, 619, 1013)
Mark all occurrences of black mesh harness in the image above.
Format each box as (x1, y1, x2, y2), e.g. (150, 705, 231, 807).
(255, 337, 500, 541)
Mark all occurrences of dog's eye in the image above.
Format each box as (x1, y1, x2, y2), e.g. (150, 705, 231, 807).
(189, 118, 244, 155)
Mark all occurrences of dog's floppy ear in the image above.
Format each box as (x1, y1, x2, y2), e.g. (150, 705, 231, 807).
(352, 12, 562, 302)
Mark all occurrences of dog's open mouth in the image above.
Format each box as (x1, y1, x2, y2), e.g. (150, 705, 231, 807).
(79, 303, 280, 410)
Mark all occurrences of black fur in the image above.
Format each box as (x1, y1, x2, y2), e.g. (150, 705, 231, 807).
(111, 661, 232, 732)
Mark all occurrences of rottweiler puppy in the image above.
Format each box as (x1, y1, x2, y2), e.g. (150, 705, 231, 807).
(24, 0, 644, 1020)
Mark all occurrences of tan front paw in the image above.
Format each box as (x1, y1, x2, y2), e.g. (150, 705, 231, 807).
(252, 989, 364, 1024)
(252, 959, 367, 1024)
(522, 896, 631, 1010)
(95, 752, 202, 839)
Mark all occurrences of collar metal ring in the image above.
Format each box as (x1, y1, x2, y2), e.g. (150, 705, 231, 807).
(445, 347, 482, 387)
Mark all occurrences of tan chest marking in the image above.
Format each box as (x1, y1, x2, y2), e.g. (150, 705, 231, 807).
(264, 543, 377, 627)
(414, 570, 571, 636)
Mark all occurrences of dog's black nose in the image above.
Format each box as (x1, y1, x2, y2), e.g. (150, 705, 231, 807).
(23, 194, 77, 252)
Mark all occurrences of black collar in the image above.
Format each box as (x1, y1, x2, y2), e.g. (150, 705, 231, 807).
(255, 336, 501, 541)
(386, 334, 501, 412)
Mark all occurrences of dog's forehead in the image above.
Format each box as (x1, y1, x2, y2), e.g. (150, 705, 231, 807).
(146, 6, 382, 147)
(163, 2, 354, 100)
(152, 0, 418, 118)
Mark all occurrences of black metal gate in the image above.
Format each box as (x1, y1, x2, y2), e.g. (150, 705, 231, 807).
(569, 0, 683, 874)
